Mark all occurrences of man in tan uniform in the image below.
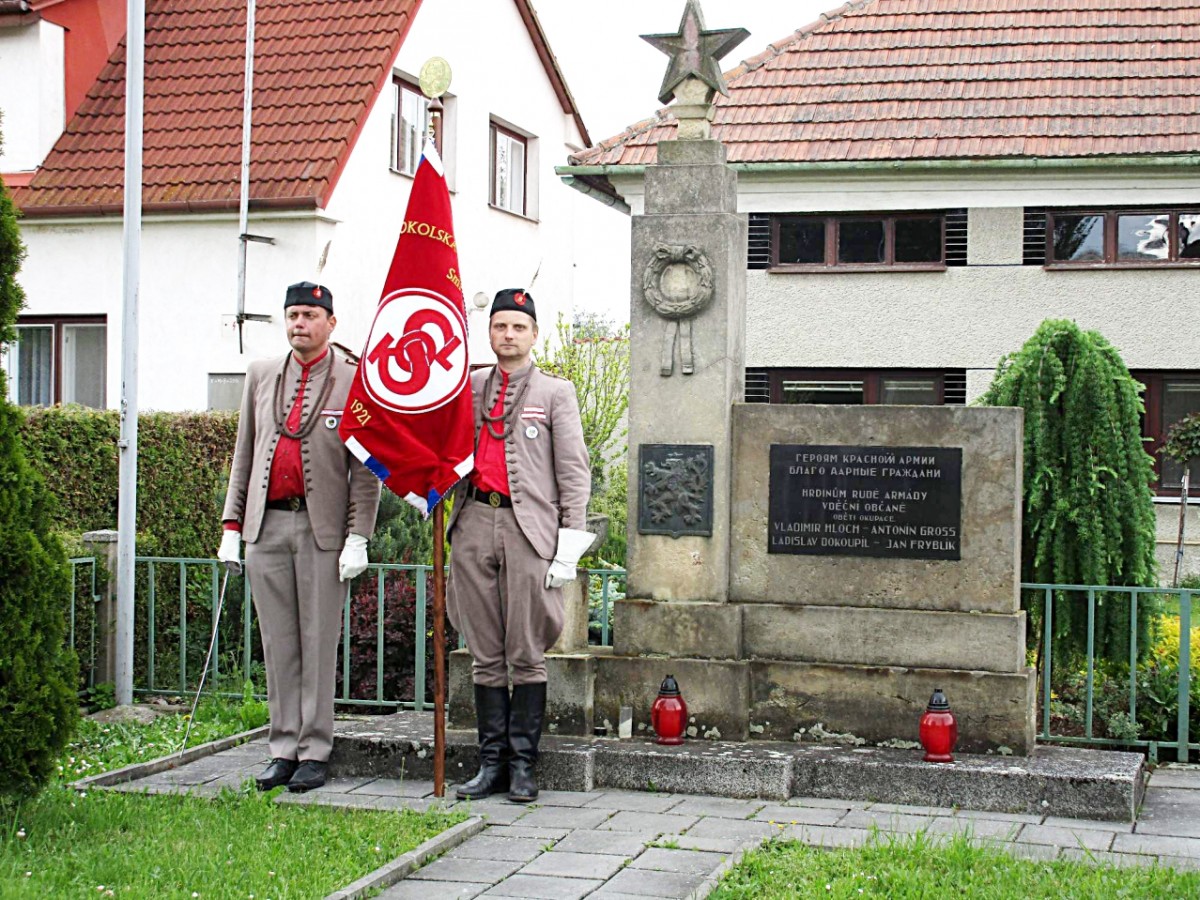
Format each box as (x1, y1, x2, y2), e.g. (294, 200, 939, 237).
(218, 281, 380, 792)
(448, 288, 592, 803)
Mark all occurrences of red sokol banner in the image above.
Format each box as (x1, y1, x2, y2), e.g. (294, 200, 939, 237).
(340, 142, 474, 515)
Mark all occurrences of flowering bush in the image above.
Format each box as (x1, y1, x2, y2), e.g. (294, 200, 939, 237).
(1046, 590, 1200, 754)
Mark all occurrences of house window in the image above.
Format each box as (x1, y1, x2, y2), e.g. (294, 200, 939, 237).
(391, 78, 432, 176)
(768, 370, 964, 405)
(1134, 371, 1200, 493)
(770, 213, 948, 271)
(490, 122, 527, 216)
(2, 316, 107, 407)
(1046, 209, 1200, 266)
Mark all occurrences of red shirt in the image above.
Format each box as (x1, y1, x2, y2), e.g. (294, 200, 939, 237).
(471, 368, 510, 495)
(225, 347, 328, 532)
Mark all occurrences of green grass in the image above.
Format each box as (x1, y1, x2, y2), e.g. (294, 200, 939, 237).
(60, 697, 266, 782)
(1, 785, 462, 898)
(0, 699, 463, 898)
(709, 833, 1200, 899)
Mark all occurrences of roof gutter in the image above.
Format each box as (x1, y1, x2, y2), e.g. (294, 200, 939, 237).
(559, 154, 1200, 181)
(557, 154, 1200, 210)
(559, 175, 630, 215)
(0, 0, 32, 12)
(15, 195, 320, 219)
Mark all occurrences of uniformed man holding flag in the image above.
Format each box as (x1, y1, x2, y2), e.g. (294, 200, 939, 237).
(447, 288, 592, 803)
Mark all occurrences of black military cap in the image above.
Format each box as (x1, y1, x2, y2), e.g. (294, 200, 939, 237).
(490, 288, 536, 322)
(284, 281, 334, 314)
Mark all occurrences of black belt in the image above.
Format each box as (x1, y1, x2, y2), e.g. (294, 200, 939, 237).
(470, 486, 512, 508)
(266, 496, 307, 511)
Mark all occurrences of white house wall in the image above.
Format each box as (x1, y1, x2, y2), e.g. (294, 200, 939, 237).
(0, 18, 65, 174)
(12, 0, 628, 410)
(17, 211, 324, 410)
(321, 0, 625, 363)
(746, 263, 1199, 374)
(609, 166, 1200, 379)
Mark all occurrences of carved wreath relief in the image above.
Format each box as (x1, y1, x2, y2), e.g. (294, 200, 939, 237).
(642, 243, 714, 376)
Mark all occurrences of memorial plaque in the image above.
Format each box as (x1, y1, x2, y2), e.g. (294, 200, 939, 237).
(768, 444, 962, 560)
(638, 443, 714, 538)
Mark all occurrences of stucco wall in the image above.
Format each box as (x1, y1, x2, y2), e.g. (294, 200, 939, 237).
(745, 263, 1199, 372)
(0, 19, 65, 173)
(11, 0, 628, 410)
(1156, 501, 1200, 583)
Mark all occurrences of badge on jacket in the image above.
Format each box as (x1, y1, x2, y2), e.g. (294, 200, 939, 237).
(521, 406, 544, 440)
(322, 408, 343, 430)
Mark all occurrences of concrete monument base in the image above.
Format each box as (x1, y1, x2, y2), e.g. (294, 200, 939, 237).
(328, 712, 1145, 821)
(449, 647, 1036, 754)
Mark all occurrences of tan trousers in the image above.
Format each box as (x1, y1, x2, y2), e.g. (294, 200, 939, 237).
(245, 509, 344, 762)
(447, 500, 564, 687)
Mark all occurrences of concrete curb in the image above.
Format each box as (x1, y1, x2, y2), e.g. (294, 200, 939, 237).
(323, 815, 486, 900)
(72, 725, 269, 790)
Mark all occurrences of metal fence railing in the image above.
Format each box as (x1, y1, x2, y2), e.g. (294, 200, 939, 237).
(67, 557, 629, 713)
(69, 557, 102, 694)
(65, 560, 1193, 762)
(585, 567, 626, 647)
(1027, 583, 1195, 763)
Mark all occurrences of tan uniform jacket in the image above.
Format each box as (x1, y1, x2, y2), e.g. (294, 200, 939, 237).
(223, 348, 380, 550)
(448, 365, 591, 559)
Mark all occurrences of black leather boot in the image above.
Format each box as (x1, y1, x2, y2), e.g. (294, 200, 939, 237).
(456, 684, 511, 800)
(507, 681, 546, 803)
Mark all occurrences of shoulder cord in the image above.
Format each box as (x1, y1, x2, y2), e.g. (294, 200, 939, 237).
(272, 352, 336, 440)
(481, 366, 534, 440)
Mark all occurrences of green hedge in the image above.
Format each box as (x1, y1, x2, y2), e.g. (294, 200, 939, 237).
(20, 407, 239, 559)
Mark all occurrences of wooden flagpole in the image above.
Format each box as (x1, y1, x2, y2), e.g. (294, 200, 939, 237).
(432, 503, 447, 797)
(420, 60, 453, 799)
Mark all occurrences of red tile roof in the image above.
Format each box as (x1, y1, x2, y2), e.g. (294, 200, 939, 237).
(15, 0, 420, 215)
(13, 0, 590, 216)
(571, 0, 1200, 168)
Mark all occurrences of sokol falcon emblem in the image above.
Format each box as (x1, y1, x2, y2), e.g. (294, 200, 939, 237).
(362, 287, 468, 414)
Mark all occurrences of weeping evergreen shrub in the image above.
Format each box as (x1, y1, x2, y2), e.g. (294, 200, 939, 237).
(980, 319, 1158, 668)
(0, 174, 78, 797)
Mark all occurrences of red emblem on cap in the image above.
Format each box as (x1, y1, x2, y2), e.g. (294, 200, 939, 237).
(514, 292, 526, 306)
(312, 286, 322, 299)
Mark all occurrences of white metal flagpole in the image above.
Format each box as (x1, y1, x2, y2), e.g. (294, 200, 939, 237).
(115, 0, 145, 707)
(235, 0, 256, 352)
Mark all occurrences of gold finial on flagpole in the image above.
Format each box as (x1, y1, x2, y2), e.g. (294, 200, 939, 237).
(419, 57, 452, 150)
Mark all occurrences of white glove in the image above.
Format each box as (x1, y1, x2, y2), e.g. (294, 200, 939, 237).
(544, 528, 595, 590)
(218, 530, 242, 576)
(339, 533, 369, 582)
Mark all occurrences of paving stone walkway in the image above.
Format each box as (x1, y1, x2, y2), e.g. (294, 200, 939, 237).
(110, 740, 1200, 899)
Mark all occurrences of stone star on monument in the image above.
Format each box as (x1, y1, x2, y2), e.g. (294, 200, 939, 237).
(641, 0, 749, 105)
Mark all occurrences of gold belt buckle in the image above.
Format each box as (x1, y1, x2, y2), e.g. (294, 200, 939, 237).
(488, 491, 502, 508)
(287, 496, 302, 512)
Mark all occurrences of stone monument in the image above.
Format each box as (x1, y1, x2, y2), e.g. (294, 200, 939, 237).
(452, 0, 1036, 756)
(595, 0, 1035, 754)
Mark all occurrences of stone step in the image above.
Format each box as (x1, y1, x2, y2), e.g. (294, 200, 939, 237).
(328, 712, 1145, 822)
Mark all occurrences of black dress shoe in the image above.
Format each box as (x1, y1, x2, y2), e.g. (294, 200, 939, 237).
(286, 760, 329, 793)
(255, 758, 298, 791)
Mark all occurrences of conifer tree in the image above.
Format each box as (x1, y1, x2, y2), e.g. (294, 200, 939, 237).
(980, 319, 1158, 667)
(0, 167, 78, 797)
